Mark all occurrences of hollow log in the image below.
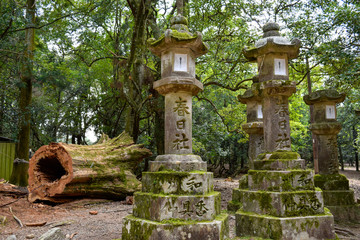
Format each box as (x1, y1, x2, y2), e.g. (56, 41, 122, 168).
(28, 132, 152, 203)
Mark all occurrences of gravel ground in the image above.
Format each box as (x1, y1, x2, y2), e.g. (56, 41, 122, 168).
(1, 168, 360, 240)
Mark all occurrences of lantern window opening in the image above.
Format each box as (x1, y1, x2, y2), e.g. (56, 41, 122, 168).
(174, 53, 188, 72)
(326, 105, 336, 119)
(257, 104, 263, 119)
(274, 58, 287, 76)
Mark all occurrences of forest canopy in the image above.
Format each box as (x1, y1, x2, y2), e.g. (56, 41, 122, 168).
(0, 0, 359, 180)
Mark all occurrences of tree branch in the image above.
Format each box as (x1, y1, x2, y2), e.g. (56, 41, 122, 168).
(9, 4, 98, 34)
(196, 96, 241, 134)
(295, 61, 320, 85)
(0, 11, 14, 39)
(126, 0, 137, 16)
(203, 78, 252, 91)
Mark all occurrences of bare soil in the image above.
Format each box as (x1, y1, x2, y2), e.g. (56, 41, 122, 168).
(0, 168, 360, 240)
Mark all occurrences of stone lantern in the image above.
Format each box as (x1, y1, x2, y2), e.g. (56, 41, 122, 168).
(149, 14, 205, 160)
(238, 89, 264, 168)
(122, 15, 229, 240)
(304, 90, 360, 222)
(243, 23, 301, 152)
(231, 23, 336, 239)
(228, 89, 264, 213)
(304, 90, 345, 175)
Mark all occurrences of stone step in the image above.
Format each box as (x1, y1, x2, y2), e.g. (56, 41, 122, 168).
(248, 169, 315, 191)
(314, 174, 350, 190)
(231, 188, 244, 202)
(227, 200, 242, 213)
(238, 189, 325, 217)
(327, 205, 360, 223)
(149, 154, 207, 172)
(235, 209, 335, 240)
(133, 191, 221, 221)
(253, 159, 305, 170)
(122, 213, 229, 240)
(322, 190, 356, 206)
(142, 171, 213, 195)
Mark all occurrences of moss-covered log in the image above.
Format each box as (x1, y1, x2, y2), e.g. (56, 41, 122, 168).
(28, 132, 152, 203)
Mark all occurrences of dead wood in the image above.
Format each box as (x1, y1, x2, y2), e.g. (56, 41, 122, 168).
(10, 207, 23, 227)
(25, 221, 47, 227)
(28, 132, 151, 203)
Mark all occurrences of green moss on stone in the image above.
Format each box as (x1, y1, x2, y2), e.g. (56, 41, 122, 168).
(314, 174, 348, 182)
(133, 191, 221, 220)
(280, 190, 322, 217)
(322, 190, 356, 206)
(143, 171, 211, 195)
(314, 174, 349, 190)
(255, 191, 272, 212)
(249, 169, 314, 192)
(300, 218, 320, 231)
(148, 30, 197, 47)
(122, 215, 157, 240)
(257, 151, 300, 160)
(227, 200, 242, 213)
(239, 174, 249, 189)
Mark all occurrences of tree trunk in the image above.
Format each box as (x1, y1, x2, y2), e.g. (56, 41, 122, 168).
(28, 132, 152, 203)
(338, 140, 344, 171)
(153, 93, 165, 155)
(148, 12, 164, 155)
(353, 125, 359, 171)
(0, 86, 4, 135)
(124, 0, 152, 142)
(306, 57, 318, 173)
(9, 0, 36, 186)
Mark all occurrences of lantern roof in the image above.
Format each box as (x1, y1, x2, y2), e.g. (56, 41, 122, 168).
(303, 89, 346, 105)
(238, 89, 262, 104)
(243, 22, 301, 62)
(147, 14, 208, 58)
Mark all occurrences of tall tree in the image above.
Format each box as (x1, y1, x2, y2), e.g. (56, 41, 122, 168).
(123, 0, 153, 142)
(9, 0, 36, 186)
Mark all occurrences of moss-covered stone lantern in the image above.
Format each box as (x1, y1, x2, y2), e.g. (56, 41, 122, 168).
(304, 89, 360, 222)
(232, 23, 336, 239)
(228, 88, 264, 213)
(122, 14, 229, 240)
(304, 90, 345, 175)
(238, 89, 264, 168)
(149, 14, 207, 157)
(243, 23, 301, 152)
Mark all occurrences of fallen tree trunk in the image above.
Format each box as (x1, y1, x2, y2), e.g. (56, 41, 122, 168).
(28, 132, 152, 203)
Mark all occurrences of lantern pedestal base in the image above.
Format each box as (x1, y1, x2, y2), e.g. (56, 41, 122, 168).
(122, 213, 229, 240)
(314, 174, 360, 222)
(326, 205, 360, 223)
(231, 151, 336, 239)
(123, 154, 229, 239)
(235, 210, 336, 239)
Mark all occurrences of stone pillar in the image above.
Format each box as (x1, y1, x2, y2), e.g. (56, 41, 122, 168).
(122, 14, 229, 240)
(238, 89, 264, 168)
(304, 89, 360, 222)
(231, 23, 336, 239)
(262, 83, 295, 152)
(228, 89, 264, 212)
(304, 90, 344, 175)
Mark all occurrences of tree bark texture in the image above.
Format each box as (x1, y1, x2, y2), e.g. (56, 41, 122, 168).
(338, 140, 344, 171)
(124, 0, 152, 142)
(353, 125, 359, 171)
(28, 132, 152, 203)
(306, 57, 318, 173)
(10, 0, 36, 186)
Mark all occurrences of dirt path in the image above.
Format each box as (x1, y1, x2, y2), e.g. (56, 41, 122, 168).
(1, 168, 360, 240)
